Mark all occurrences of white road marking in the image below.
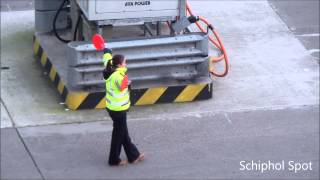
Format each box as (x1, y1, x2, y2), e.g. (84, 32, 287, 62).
(224, 113, 232, 125)
(308, 49, 320, 54)
(6, 4, 11, 11)
(296, 33, 320, 37)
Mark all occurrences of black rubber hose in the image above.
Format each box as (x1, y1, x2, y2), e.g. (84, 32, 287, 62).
(53, 0, 70, 43)
(73, 13, 81, 41)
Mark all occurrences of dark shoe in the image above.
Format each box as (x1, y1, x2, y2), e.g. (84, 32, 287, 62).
(133, 153, 145, 164)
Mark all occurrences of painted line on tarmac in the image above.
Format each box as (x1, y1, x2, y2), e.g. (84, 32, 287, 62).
(15, 128, 45, 180)
(1, 97, 45, 178)
(224, 113, 233, 125)
(6, 4, 11, 11)
(296, 33, 320, 37)
(0, 97, 15, 128)
(308, 49, 320, 54)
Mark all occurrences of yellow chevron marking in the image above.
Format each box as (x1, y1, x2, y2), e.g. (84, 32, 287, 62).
(49, 66, 57, 81)
(66, 92, 89, 110)
(135, 87, 167, 105)
(57, 80, 65, 94)
(174, 84, 206, 102)
(40, 52, 47, 66)
(33, 39, 40, 55)
(95, 98, 106, 109)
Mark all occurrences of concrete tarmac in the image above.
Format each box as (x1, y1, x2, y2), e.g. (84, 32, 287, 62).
(2, 106, 319, 179)
(1, 0, 319, 179)
(1, 1, 318, 127)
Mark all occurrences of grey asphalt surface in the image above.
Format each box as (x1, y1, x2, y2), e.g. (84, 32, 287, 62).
(1, 0, 319, 179)
(1, 128, 42, 179)
(2, 106, 319, 179)
(269, 0, 320, 60)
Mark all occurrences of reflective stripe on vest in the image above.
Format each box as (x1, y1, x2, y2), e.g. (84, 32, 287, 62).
(106, 98, 130, 107)
(105, 69, 130, 111)
(106, 75, 129, 98)
(106, 89, 129, 98)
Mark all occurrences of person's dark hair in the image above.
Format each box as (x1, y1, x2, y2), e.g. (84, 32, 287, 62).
(103, 54, 125, 80)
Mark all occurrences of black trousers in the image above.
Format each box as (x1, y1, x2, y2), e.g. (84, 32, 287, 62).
(107, 109, 140, 165)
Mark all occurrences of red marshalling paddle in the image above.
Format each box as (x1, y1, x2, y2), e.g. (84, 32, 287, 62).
(92, 34, 105, 51)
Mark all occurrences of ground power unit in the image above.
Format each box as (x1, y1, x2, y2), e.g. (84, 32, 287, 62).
(33, 0, 228, 110)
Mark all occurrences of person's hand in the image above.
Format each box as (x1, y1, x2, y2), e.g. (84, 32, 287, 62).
(128, 80, 132, 91)
(103, 48, 112, 54)
(120, 75, 129, 91)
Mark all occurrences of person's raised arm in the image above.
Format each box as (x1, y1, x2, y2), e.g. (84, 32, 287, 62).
(103, 48, 112, 67)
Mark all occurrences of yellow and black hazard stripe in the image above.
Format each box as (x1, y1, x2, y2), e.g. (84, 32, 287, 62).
(33, 37, 213, 110)
(130, 84, 212, 105)
(33, 37, 68, 101)
(56, 84, 212, 110)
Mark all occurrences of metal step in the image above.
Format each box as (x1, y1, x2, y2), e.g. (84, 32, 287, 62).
(75, 57, 206, 73)
(75, 48, 204, 66)
(77, 72, 200, 87)
(67, 32, 210, 91)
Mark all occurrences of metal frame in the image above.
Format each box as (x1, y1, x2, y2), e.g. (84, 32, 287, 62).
(67, 32, 210, 91)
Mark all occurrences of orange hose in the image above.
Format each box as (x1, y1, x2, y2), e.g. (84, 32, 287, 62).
(211, 29, 229, 77)
(186, 2, 229, 77)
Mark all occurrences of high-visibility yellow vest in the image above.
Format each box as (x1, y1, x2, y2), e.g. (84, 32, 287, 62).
(105, 67, 130, 111)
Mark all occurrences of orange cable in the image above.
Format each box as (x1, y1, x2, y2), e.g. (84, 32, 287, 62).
(186, 2, 229, 77)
